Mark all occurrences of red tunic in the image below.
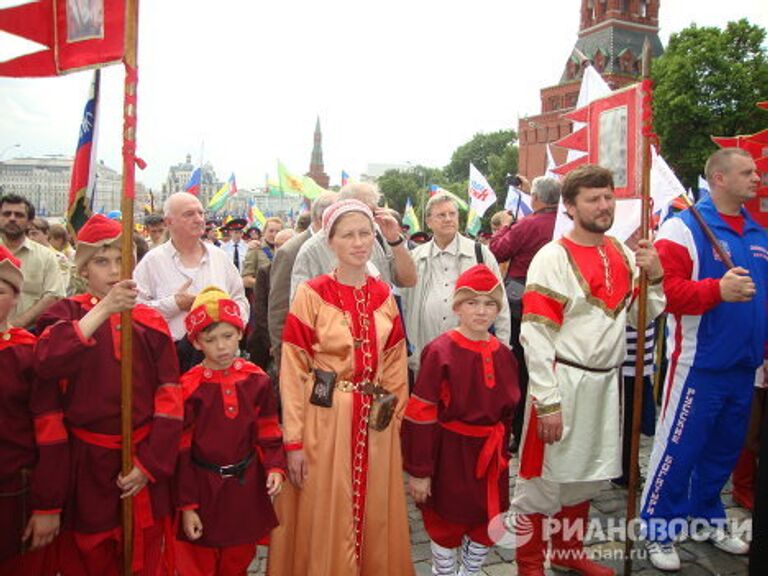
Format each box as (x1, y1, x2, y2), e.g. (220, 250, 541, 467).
(0, 328, 36, 563)
(402, 330, 520, 525)
(176, 359, 286, 547)
(33, 294, 182, 534)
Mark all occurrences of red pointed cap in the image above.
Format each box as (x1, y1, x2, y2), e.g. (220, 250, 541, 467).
(75, 214, 123, 272)
(453, 264, 504, 309)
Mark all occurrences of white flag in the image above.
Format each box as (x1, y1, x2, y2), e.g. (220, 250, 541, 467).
(468, 163, 497, 218)
(504, 186, 533, 217)
(651, 149, 688, 221)
(698, 175, 711, 200)
(545, 144, 559, 180)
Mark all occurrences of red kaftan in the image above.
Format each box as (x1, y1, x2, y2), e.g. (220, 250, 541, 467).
(402, 330, 520, 533)
(33, 294, 182, 572)
(176, 359, 286, 548)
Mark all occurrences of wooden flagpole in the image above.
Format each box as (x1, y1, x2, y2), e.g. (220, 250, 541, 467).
(624, 38, 654, 575)
(120, 1, 140, 574)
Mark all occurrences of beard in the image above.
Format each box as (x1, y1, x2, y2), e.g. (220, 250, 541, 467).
(0, 223, 25, 240)
(580, 212, 614, 234)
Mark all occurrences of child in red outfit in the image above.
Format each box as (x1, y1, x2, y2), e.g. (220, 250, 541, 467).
(33, 214, 182, 575)
(402, 264, 520, 576)
(175, 286, 285, 576)
(0, 246, 58, 576)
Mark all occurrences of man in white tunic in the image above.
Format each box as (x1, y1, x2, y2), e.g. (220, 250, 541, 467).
(510, 165, 666, 576)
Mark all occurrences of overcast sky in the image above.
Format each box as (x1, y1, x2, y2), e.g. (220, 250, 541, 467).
(1, 0, 766, 192)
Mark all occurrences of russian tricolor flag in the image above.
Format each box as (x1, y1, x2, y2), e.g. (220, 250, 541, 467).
(341, 170, 350, 186)
(67, 70, 100, 233)
(184, 168, 201, 196)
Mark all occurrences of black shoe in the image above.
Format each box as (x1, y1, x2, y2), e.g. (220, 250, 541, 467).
(611, 476, 629, 488)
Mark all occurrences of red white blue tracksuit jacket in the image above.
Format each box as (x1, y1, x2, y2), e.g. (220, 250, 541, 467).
(641, 196, 768, 542)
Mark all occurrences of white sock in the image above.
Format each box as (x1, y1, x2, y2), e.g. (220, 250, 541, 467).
(458, 537, 490, 576)
(430, 540, 457, 576)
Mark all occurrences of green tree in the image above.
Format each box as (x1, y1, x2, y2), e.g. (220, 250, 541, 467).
(443, 130, 518, 193)
(377, 169, 422, 214)
(652, 19, 768, 188)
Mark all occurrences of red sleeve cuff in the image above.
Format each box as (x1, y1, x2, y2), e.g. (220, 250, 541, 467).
(134, 456, 156, 484)
(178, 504, 199, 511)
(267, 468, 286, 479)
(284, 442, 303, 452)
(32, 509, 62, 515)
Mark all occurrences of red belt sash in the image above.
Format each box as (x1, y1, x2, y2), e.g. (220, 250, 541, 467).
(440, 420, 507, 521)
(70, 423, 153, 572)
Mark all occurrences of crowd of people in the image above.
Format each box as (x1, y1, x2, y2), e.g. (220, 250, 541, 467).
(0, 147, 766, 576)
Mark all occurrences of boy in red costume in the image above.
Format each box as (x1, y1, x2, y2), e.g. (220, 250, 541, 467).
(402, 264, 520, 576)
(175, 286, 285, 575)
(33, 214, 182, 575)
(0, 246, 58, 575)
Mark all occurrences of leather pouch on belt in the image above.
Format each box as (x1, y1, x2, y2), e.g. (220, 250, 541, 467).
(368, 386, 398, 431)
(309, 369, 336, 407)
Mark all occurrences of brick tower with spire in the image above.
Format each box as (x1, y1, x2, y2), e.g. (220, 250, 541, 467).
(307, 116, 330, 188)
(518, 0, 664, 179)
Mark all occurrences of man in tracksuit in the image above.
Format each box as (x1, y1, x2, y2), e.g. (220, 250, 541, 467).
(642, 148, 768, 571)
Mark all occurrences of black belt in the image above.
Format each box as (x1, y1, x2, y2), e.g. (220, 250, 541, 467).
(555, 356, 617, 374)
(192, 452, 254, 482)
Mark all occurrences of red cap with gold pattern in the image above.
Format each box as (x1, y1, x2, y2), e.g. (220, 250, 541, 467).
(185, 285, 244, 341)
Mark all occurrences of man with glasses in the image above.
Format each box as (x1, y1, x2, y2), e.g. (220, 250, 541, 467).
(401, 192, 510, 374)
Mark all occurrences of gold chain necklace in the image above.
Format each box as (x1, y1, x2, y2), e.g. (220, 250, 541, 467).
(596, 244, 614, 296)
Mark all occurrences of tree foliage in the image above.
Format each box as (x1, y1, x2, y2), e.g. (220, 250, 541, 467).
(652, 19, 768, 188)
(377, 130, 519, 233)
(444, 130, 518, 192)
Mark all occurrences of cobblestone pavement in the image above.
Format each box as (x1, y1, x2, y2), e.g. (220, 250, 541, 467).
(250, 436, 751, 574)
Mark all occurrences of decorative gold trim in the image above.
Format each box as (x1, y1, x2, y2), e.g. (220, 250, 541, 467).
(525, 283, 570, 306)
(536, 402, 562, 416)
(558, 237, 632, 319)
(522, 313, 562, 332)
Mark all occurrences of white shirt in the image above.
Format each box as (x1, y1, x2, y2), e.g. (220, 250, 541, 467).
(134, 239, 249, 340)
(221, 239, 248, 271)
(421, 235, 462, 346)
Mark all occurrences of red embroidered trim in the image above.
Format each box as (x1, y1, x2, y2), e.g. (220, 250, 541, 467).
(522, 291, 565, 326)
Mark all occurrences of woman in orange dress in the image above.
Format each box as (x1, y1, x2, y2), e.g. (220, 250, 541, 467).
(268, 199, 413, 575)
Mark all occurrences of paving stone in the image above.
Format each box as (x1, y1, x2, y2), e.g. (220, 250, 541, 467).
(693, 551, 749, 575)
(411, 541, 433, 563)
(247, 434, 751, 575)
(483, 563, 515, 575)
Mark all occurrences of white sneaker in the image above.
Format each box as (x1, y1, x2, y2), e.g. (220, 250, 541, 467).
(646, 541, 681, 572)
(704, 527, 749, 555)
